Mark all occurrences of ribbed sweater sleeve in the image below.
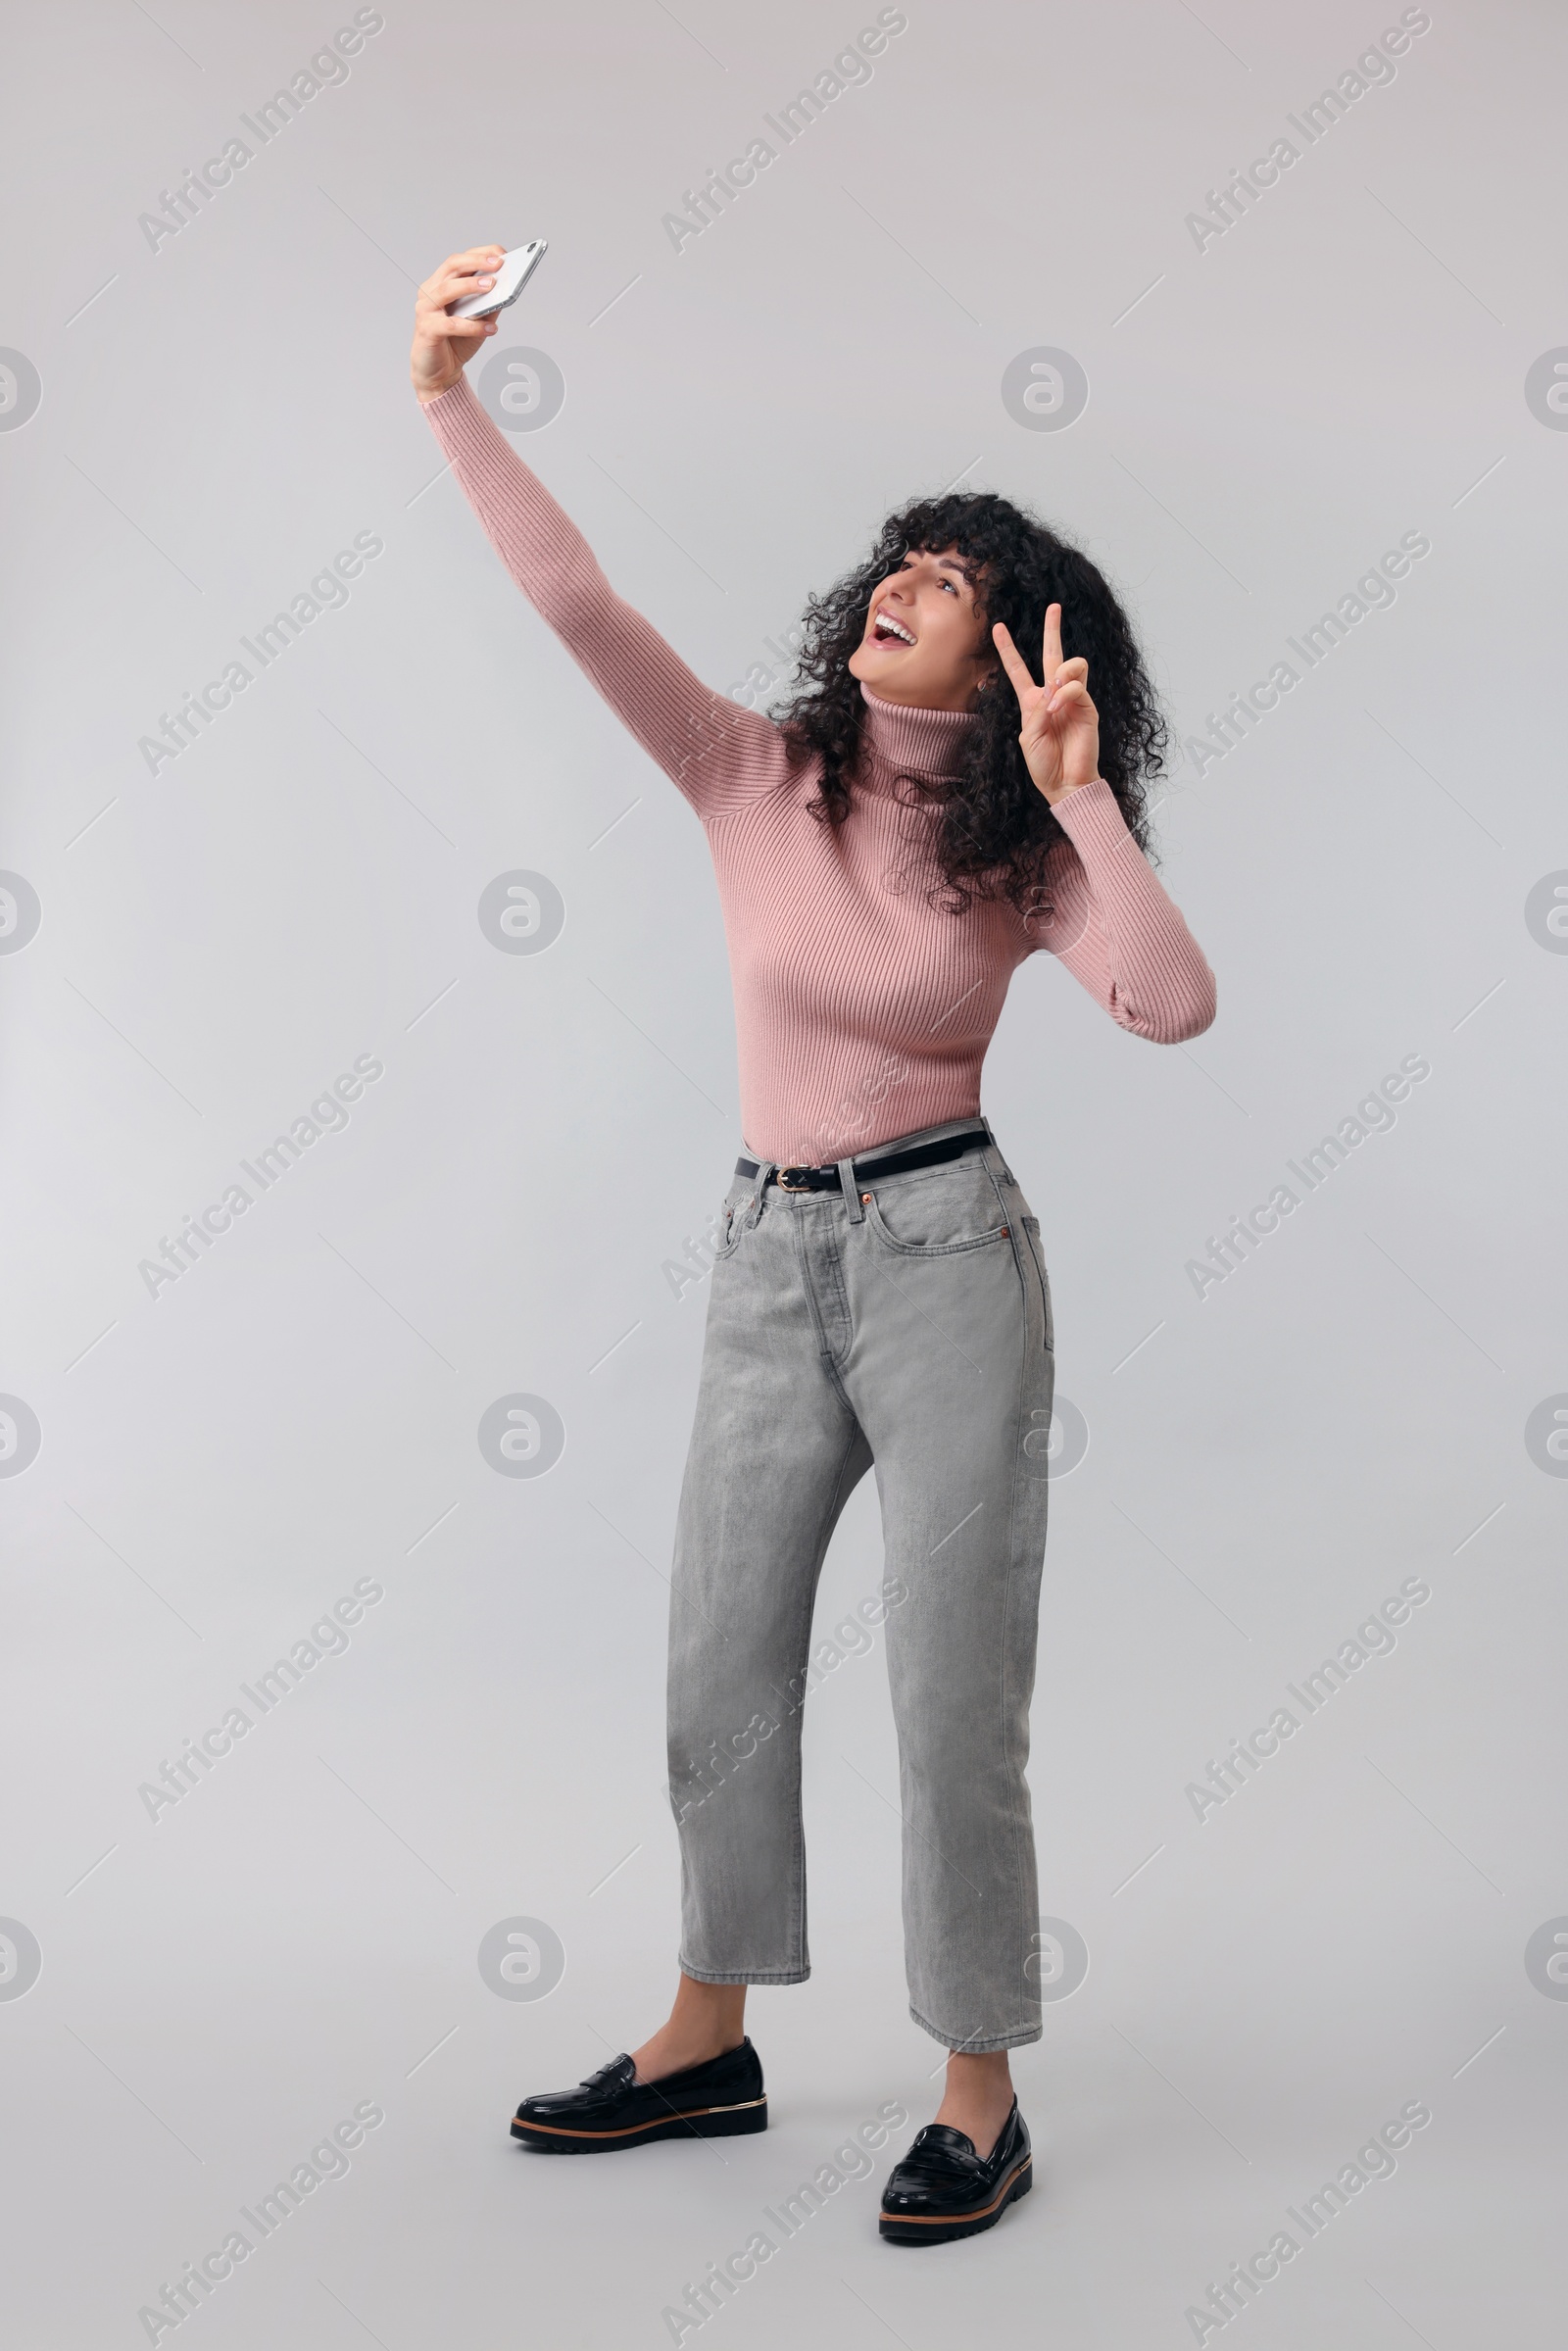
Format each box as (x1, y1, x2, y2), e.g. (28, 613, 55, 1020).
(419, 374, 799, 818)
(1029, 778, 1217, 1043)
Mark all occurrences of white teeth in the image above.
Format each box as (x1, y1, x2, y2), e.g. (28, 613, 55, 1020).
(875, 613, 915, 645)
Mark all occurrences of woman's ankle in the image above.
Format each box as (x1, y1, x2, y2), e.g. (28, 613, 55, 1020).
(932, 2051, 1015, 2154)
(630, 2026, 733, 2081)
(631, 1978, 747, 2082)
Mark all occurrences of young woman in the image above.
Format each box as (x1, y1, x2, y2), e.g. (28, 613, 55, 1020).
(412, 247, 1215, 2247)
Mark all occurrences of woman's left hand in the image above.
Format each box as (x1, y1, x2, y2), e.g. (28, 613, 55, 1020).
(992, 603, 1100, 806)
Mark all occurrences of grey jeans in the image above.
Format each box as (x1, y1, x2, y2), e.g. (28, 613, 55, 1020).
(666, 1114, 1055, 2053)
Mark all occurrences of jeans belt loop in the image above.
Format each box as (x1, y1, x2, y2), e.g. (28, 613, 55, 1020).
(837, 1154, 864, 1222)
(740, 1149, 777, 1212)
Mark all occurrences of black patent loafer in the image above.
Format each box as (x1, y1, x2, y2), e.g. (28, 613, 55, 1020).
(511, 2036, 766, 2152)
(878, 2097, 1032, 2243)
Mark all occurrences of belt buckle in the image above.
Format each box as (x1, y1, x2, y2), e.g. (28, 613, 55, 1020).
(775, 1165, 814, 1192)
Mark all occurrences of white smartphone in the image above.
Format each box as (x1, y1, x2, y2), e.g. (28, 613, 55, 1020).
(448, 240, 547, 320)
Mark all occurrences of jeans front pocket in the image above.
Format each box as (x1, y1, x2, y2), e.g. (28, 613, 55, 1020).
(711, 1178, 759, 1261)
(1018, 1214, 1054, 1352)
(860, 1159, 1010, 1256)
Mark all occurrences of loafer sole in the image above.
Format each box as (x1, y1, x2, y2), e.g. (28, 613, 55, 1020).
(879, 2152, 1031, 2243)
(512, 2095, 767, 2152)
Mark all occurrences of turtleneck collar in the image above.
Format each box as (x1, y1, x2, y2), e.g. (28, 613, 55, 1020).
(857, 681, 978, 794)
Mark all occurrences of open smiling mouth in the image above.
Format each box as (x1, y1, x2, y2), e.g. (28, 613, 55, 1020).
(872, 612, 917, 648)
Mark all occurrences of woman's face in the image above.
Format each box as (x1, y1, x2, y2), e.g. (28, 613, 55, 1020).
(847, 545, 996, 712)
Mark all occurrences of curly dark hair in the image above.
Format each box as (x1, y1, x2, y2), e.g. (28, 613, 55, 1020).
(771, 490, 1170, 917)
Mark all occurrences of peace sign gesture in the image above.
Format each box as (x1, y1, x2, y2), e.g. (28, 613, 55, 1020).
(992, 603, 1099, 806)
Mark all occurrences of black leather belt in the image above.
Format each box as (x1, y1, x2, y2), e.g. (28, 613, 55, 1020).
(737, 1122, 989, 1195)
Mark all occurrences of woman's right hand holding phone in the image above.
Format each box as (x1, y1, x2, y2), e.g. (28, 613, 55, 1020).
(411, 246, 506, 404)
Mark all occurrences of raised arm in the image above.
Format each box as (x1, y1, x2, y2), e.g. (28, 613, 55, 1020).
(994, 598, 1215, 1042)
(1025, 788, 1216, 1042)
(411, 247, 797, 821)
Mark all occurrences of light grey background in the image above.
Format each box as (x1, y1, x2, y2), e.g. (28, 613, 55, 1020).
(2, 1, 1564, 2343)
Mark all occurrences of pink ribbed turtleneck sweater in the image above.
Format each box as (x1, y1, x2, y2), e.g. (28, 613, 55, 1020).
(422, 376, 1216, 1164)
